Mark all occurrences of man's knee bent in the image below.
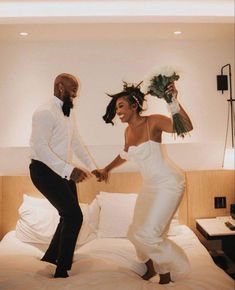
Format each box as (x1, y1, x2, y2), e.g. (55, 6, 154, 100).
(62, 206, 83, 227)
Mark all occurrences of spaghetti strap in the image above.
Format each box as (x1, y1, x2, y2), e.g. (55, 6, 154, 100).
(146, 118, 150, 141)
(123, 128, 129, 152)
(124, 128, 128, 145)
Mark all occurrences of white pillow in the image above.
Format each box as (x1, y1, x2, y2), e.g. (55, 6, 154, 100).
(16, 194, 59, 244)
(80, 198, 100, 243)
(96, 191, 180, 238)
(88, 198, 100, 233)
(167, 219, 181, 236)
(78, 198, 100, 244)
(15, 194, 91, 245)
(97, 192, 137, 238)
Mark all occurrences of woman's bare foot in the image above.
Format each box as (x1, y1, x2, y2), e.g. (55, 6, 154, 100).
(159, 272, 171, 284)
(142, 259, 156, 280)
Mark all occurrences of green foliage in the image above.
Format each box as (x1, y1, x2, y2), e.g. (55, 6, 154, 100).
(172, 114, 191, 138)
(148, 73, 180, 103)
(147, 72, 190, 138)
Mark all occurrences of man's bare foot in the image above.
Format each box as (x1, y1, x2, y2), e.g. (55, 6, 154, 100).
(142, 259, 156, 280)
(159, 272, 171, 284)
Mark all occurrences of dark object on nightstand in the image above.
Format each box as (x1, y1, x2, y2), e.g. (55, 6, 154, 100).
(231, 204, 235, 219)
(225, 221, 235, 231)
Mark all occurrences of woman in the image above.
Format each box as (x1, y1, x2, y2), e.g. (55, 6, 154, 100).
(93, 81, 193, 284)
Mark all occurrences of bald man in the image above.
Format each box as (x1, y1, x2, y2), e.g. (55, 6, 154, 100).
(29, 73, 97, 278)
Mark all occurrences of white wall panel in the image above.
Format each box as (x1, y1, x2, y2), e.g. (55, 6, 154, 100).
(0, 23, 234, 173)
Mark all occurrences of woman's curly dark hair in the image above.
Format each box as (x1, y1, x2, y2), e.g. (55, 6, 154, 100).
(103, 81, 146, 125)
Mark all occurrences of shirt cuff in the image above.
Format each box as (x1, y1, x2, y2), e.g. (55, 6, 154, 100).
(120, 151, 128, 160)
(89, 164, 97, 172)
(62, 163, 74, 180)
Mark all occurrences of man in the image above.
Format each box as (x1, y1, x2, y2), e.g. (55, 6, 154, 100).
(29, 73, 97, 278)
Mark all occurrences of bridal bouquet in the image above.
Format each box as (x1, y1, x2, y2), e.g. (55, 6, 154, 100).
(141, 67, 190, 138)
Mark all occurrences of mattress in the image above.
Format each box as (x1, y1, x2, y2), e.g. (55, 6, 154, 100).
(0, 225, 234, 290)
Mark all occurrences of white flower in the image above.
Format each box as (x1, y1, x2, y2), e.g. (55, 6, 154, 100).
(160, 66, 176, 77)
(152, 66, 180, 77)
(141, 66, 181, 94)
(140, 74, 152, 94)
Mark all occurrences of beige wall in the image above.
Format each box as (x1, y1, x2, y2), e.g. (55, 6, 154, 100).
(0, 23, 234, 174)
(0, 176, 2, 238)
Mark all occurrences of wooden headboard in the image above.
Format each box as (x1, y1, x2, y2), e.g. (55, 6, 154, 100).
(0, 172, 187, 239)
(0, 170, 234, 239)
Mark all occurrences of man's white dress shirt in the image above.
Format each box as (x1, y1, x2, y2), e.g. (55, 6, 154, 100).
(30, 97, 96, 179)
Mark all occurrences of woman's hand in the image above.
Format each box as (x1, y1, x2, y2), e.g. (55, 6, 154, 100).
(165, 82, 178, 99)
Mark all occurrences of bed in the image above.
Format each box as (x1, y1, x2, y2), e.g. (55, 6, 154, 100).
(0, 173, 234, 290)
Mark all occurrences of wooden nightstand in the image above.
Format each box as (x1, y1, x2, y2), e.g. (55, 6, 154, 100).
(196, 217, 235, 279)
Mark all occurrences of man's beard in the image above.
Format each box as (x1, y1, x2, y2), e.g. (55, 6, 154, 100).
(62, 91, 73, 116)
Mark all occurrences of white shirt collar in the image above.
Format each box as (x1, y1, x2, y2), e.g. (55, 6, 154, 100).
(53, 96, 63, 107)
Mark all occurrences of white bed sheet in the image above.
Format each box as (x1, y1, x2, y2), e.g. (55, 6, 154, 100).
(0, 225, 234, 290)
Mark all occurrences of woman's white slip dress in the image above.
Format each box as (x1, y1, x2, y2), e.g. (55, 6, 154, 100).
(120, 120, 190, 281)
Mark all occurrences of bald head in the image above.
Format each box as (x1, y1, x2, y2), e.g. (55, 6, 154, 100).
(54, 73, 79, 98)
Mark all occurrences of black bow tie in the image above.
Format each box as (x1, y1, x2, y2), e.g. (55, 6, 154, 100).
(62, 102, 71, 117)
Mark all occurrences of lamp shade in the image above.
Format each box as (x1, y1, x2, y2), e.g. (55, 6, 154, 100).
(223, 148, 235, 169)
(217, 75, 228, 91)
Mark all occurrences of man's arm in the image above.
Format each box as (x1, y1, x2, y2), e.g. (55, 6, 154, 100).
(31, 109, 75, 179)
(71, 117, 97, 172)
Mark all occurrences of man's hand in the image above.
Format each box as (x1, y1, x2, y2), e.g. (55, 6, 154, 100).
(70, 167, 88, 183)
(92, 169, 109, 183)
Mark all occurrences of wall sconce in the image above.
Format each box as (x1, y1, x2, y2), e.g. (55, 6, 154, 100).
(217, 64, 234, 169)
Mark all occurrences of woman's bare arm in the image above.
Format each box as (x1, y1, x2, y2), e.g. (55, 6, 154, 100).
(156, 82, 193, 133)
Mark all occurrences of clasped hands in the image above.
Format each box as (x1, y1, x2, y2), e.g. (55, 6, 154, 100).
(70, 167, 108, 183)
(92, 169, 109, 183)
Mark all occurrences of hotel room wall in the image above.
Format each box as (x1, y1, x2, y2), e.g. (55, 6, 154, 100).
(186, 170, 235, 232)
(0, 176, 2, 238)
(0, 27, 234, 174)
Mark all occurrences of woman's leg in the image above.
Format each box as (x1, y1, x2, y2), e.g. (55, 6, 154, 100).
(128, 182, 189, 283)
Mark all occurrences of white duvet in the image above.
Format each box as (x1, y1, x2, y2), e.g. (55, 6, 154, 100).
(0, 225, 234, 290)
